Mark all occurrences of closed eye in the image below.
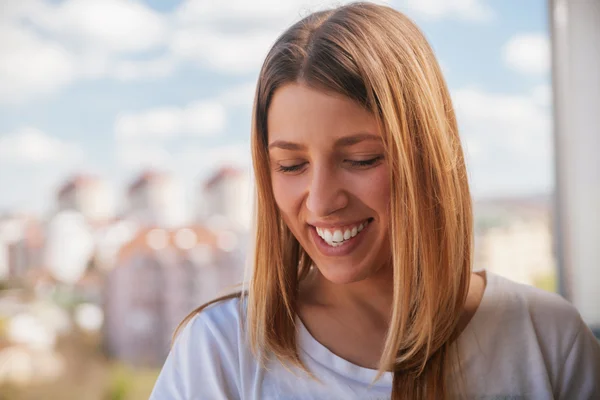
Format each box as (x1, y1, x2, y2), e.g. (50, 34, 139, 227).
(274, 156, 383, 174)
(346, 156, 384, 168)
(276, 163, 307, 173)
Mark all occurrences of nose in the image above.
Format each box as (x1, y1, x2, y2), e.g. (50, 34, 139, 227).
(305, 164, 348, 217)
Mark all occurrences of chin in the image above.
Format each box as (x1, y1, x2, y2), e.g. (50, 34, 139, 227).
(314, 261, 374, 285)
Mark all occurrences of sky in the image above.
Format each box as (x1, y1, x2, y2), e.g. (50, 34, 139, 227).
(0, 0, 552, 217)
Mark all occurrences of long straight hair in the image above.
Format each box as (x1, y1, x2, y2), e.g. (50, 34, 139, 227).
(175, 3, 472, 399)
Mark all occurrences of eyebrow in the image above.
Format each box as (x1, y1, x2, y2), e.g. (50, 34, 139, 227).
(268, 133, 381, 151)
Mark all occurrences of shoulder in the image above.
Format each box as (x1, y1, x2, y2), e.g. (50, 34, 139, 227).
(490, 273, 600, 397)
(479, 273, 600, 374)
(180, 295, 246, 349)
(149, 295, 247, 399)
(187, 295, 245, 330)
(465, 272, 600, 397)
(479, 271, 584, 350)
(485, 272, 582, 338)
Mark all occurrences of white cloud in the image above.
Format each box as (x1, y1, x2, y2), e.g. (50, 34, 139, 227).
(115, 102, 227, 141)
(116, 143, 172, 169)
(0, 1, 46, 23)
(503, 34, 550, 75)
(0, 0, 170, 103)
(0, 24, 77, 105)
(169, 0, 488, 75)
(28, 0, 168, 54)
(112, 56, 178, 81)
(70, 50, 177, 81)
(173, 0, 372, 28)
(113, 79, 261, 170)
(180, 143, 252, 171)
(0, 0, 399, 102)
(169, 0, 388, 74)
(452, 87, 553, 196)
(0, 127, 83, 164)
(0, 0, 496, 105)
(218, 81, 257, 108)
(170, 29, 276, 74)
(399, 0, 494, 21)
(114, 80, 259, 170)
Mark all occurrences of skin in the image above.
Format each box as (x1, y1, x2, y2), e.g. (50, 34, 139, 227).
(267, 82, 485, 369)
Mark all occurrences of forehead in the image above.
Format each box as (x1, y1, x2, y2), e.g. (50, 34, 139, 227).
(267, 83, 378, 144)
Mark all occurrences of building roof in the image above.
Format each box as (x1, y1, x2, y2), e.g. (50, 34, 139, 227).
(203, 167, 244, 190)
(57, 174, 101, 198)
(127, 170, 170, 194)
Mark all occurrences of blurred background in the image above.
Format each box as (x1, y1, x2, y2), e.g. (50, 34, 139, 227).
(0, 0, 598, 399)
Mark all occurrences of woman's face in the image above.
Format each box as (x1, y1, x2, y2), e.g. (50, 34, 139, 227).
(267, 83, 391, 284)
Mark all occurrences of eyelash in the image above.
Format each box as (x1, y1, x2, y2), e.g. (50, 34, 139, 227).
(275, 156, 383, 173)
(347, 156, 383, 168)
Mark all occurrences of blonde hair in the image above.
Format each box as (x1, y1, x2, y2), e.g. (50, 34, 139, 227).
(175, 3, 472, 399)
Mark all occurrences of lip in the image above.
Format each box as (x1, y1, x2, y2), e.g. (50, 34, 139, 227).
(309, 219, 372, 257)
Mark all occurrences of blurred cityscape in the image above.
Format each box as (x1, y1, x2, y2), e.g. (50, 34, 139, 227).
(0, 164, 557, 399)
(0, 166, 251, 399)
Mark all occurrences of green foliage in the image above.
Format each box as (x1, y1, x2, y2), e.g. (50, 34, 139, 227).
(103, 363, 160, 400)
(104, 364, 132, 400)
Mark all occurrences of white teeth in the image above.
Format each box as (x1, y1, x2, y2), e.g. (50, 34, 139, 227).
(332, 230, 343, 242)
(315, 220, 370, 247)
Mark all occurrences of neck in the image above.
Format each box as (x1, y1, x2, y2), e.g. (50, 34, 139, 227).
(304, 263, 395, 324)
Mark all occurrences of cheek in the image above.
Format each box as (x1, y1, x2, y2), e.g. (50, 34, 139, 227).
(357, 168, 391, 216)
(271, 175, 306, 217)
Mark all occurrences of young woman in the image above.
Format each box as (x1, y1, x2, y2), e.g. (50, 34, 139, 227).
(150, 3, 600, 399)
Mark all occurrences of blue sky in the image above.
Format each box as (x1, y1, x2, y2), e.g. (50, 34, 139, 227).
(0, 0, 552, 217)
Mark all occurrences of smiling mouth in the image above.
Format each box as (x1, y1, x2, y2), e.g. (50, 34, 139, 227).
(313, 218, 374, 247)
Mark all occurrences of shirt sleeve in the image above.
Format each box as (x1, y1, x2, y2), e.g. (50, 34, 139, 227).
(149, 312, 241, 400)
(556, 317, 600, 399)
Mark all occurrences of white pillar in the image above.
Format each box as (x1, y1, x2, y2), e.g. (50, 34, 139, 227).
(550, 0, 600, 334)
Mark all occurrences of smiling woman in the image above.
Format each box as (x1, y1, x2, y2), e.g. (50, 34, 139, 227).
(268, 84, 391, 283)
(149, 2, 600, 400)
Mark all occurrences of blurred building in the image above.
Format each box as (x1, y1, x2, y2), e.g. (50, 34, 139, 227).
(56, 175, 115, 223)
(0, 215, 45, 280)
(103, 225, 243, 367)
(72, 260, 105, 305)
(476, 219, 555, 287)
(474, 196, 555, 288)
(92, 218, 139, 271)
(0, 215, 26, 279)
(44, 211, 94, 285)
(127, 170, 187, 228)
(201, 167, 252, 231)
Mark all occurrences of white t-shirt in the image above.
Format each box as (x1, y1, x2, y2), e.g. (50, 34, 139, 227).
(149, 272, 600, 399)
